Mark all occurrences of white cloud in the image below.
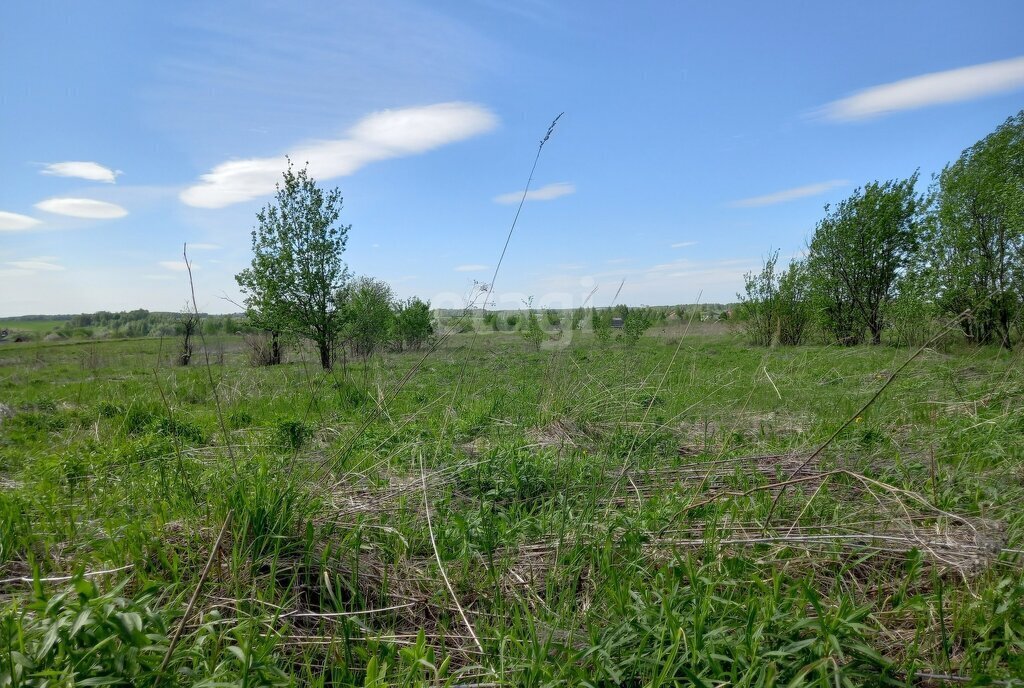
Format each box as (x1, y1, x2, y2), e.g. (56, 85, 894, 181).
(187, 243, 221, 250)
(730, 180, 847, 208)
(493, 182, 575, 205)
(6, 259, 64, 271)
(159, 261, 198, 272)
(671, 241, 697, 248)
(40, 161, 121, 183)
(181, 102, 499, 208)
(34, 197, 128, 219)
(0, 211, 42, 231)
(454, 264, 489, 272)
(818, 56, 1024, 122)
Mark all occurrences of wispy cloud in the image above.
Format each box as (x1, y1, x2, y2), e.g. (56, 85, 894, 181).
(454, 264, 488, 272)
(0, 211, 42, 232)
(6, 258, 65, 272)
(671, 241, 697, 248)
(40, 161, 121, 183)
(181, 102, 498, 208)
(493, 182, 575, 205)
(34, 198, 129, 219)
(730, 180, 847, 208)
(817, 56, 1024, 122)
(158, 261, 197, 272)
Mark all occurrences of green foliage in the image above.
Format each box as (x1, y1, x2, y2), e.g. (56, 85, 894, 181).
(738, 251, 810, 346)
(235, 161, 350, 369)
(592, 307, 613, 343)
(777, 259, 812, 345)
(275, 418, 311, 450)
(342, 276, 396, 358)
(521, 298, 545, 351)
(739, 250, 781, 346)
(926, 110, 1024, 346)
(807, 174, 923, 345)
(619, 306, 655, 345)
(886, 270, 942, 347)
(570, 307, 587, 331)
(394, 297, 434, 350)
(0, 576, 170, 686)
(481, 311, 501, 331)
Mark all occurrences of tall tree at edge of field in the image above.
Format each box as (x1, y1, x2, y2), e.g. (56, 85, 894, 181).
(236, 160, 350, 370)
(808, 174, 923, 345)
(925, 110, 1024, 348)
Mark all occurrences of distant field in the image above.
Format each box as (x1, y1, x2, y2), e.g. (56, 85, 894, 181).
(1, 329, 1021, 684)
(0, 318, 67, 334)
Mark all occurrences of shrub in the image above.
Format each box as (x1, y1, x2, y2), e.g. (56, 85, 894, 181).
(738, 251, 811, 346)
(276, 418, 311, 450)
(395, 297, 434, 350)
(593, 308, 613, 343)
(245, 332, 283, 366)
(620, 307, 655, 346)
(521, 299, 545, 351)
(342, 276, 396, 358)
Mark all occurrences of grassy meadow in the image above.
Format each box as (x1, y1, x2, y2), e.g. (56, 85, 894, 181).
(1, 323, 1022, 685)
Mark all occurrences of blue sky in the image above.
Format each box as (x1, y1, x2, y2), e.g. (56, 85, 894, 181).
(2, 1, 1024, 316)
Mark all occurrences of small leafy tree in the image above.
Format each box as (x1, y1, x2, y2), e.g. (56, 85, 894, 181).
(619, 307, 654, 346)
(570, 307, 587, 330)
(395, 297, 434, 350)
(235, 161, 350, 370)
(342, 276, 395, 359)
(738, 251, 780, 347)
(926, 111, 1024, 347)
(807, 175, 923, 345)
(592, 308, 613, 344)
(176, 305, 200, 366)
(739, 252, 811, 346)
(776, 260, 812, 346)
(521, 298, 545, 351)
(482, 311, 501, 331)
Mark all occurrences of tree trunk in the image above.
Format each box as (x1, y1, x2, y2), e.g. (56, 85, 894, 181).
(270, 331, 282, 365)
(318, 339, 332, 370)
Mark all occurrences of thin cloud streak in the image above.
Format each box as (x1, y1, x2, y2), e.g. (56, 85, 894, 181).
(0, 211, 42, 231)
(730, 180, 847, 208)
(159, 261, 198, 271)
(6, 260, 65, 271)
(34, 198, 129, 219)
(454, 264, 489, 272)
(41, 161, 121, 183)
(494, 182, 575, 205)
(180, 102, 499, 208)
(818, 55, 1024, 121)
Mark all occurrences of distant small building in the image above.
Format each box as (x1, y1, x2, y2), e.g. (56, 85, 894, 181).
(611, 317, 624, 329)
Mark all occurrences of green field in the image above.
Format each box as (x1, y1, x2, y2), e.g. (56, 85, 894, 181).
(1, 326, 1022, 685)
(0, 319, 68, 335)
